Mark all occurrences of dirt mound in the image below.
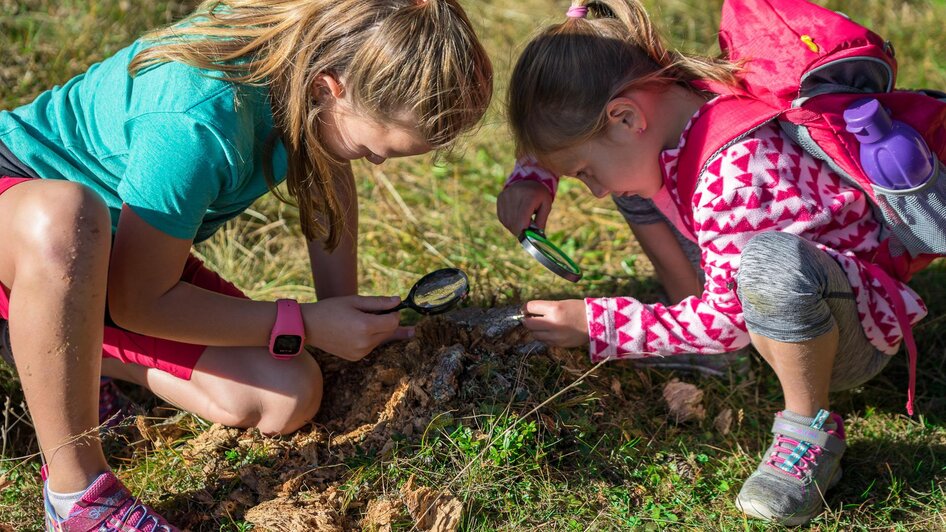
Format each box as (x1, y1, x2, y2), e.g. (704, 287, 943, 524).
(169, 306, 544, 531)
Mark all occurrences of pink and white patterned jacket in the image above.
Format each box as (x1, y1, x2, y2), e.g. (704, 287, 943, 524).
(505, 114, 927, 362)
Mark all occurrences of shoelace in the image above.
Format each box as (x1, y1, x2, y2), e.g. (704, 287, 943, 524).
(766, 436, 824, 479)
(102, 498, 173, 532)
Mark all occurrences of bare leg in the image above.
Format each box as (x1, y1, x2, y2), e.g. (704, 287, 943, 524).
(749, 325, 838, 417)
(0, 180, 111, 492)
(102, 346, 323, 435)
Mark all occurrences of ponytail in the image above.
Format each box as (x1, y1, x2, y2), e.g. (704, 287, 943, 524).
(509, 0, 740, 156)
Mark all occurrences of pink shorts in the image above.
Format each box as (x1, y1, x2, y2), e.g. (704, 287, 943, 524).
(0, 176, 248, 380)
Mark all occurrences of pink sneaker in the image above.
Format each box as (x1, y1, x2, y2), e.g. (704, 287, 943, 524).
(98, 377, 134, 430)
(42, 466, 178, 531)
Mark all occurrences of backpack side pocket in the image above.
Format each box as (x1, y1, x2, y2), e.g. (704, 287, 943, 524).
(873, 158, 946, 255)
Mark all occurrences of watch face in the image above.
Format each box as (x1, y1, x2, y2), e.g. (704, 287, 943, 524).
(272, 335, 303, 356)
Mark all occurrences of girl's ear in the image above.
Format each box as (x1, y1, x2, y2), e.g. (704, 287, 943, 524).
(311, 74, 346, 103)
(605, 96, 648, 135)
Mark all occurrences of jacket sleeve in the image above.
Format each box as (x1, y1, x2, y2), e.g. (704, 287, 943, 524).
(583, 142, 813, 361)
(584, 200, 751, 361)
(504, 156, 560, 198)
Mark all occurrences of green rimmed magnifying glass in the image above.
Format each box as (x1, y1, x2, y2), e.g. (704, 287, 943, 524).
(518, 225, 583, 283)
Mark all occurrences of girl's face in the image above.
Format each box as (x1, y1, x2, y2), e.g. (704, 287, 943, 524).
(315, 76, 432, 164)
(542, 91, 668, 199)
(545, 131, 665, 200)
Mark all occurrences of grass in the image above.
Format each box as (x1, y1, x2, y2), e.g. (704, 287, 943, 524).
(2, 0, 946, 530)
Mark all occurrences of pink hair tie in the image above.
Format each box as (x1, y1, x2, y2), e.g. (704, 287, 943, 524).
(566, 5, 588, 19)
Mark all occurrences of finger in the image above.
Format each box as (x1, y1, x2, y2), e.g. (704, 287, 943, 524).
(381, 326, 415, 344)
(497, 201, 521, 236)
(500, 194, 534, 236)
(366, 312, 401, 335)
(352, 295, 402, 312)
(523, 300, 556, 317)
(533, 198, 552, 230)
(526, 328, 559, 345)
(520, 315, 550, 332)
(512, 209, 535, 235)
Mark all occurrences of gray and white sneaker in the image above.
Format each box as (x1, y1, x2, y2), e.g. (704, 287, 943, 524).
(735, 409, 846, 526)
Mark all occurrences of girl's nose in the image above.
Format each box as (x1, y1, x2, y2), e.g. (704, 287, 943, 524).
(587, 183, 609, 198)
(366, 154, 387, 165)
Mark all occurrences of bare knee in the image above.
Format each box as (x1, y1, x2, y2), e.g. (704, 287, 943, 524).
(15, 182, 111, 278)
(255, 356, 324, 435)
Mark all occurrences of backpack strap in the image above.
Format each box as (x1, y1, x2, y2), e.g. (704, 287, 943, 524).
(673, 95, 783, 230)
(864, 262, 918, 415)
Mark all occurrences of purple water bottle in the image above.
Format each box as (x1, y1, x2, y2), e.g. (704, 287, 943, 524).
(843, 98, 935, 191)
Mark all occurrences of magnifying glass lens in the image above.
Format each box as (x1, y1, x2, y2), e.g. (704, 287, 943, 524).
(530, 237, 579, 274)
(414, 272, 468, 309)
(520, 228, 583, 282)
(370, 268, 469, 315)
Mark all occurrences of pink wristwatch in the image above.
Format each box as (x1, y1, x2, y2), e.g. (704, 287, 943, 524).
(269, 299, 305, 360)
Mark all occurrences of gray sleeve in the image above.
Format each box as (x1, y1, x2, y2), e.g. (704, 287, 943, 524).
(613, 193, 703, 276)
(612, 194, 665, 225)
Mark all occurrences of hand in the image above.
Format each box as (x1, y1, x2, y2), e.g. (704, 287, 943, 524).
(496, 180, 554, 236)
(302, 296, 413, 361)
(520, 299, 589, 348)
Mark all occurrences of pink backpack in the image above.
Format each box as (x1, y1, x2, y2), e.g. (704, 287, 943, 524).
(675, 0, 946, 414)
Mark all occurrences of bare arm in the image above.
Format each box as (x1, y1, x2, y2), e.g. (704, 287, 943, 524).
(308, 163, 358, 300)
(629, 220, 702, 304)
(108, 204, 281, 347)
(107, 203, 401, 359)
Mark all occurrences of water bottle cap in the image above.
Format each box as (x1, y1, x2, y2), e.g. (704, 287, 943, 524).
(843, 98, 892, 144)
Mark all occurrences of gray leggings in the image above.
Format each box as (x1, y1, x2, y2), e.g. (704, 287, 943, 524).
(613, 195, 890, 391)
(738, 232, 891, 392)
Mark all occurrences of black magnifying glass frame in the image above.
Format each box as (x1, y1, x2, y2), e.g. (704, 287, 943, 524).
(372, 268, 470, 315)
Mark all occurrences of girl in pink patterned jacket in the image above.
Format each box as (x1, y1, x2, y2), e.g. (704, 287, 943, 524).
(498, 0, 927, 526)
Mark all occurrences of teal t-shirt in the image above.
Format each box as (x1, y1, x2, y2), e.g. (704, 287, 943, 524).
(0, 40, 287, 242)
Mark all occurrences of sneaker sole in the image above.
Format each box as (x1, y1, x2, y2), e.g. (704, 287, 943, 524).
(735, 467, 842, 526)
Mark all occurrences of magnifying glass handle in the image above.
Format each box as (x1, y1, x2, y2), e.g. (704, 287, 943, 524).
(368, 301, 409, 315)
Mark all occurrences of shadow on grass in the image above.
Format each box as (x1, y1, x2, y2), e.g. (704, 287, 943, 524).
(833, 260, 946, 424)
(831, 438, 946, 521)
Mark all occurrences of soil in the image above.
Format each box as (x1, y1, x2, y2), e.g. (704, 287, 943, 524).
(164, 306, 546, 531)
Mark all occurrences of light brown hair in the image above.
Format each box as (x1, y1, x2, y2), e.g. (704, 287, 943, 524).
(130, 0, 493, 249)
(508, 0, 739, 158)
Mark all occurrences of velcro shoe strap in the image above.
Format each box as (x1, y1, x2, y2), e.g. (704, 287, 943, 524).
(772, 418, 845, 455)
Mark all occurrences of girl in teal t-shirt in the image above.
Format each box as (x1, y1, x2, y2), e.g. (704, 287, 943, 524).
(0, 1, 492, 528)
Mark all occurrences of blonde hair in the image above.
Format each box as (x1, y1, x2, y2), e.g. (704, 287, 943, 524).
(508, 0, 739, 157)
(130, 0, 493, 249)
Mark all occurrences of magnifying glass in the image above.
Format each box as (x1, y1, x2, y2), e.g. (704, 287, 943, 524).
(372, 268, 470, 315)
(518, 225, 582, 283)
